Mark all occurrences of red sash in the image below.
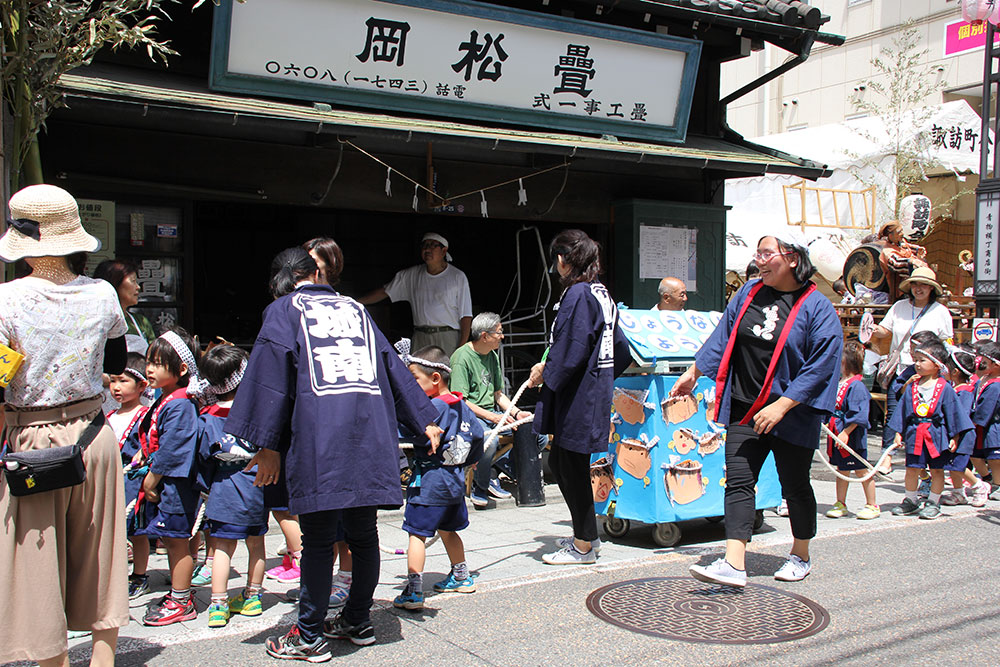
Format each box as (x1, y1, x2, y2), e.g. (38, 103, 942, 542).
(827, 375, 862, 458)
(108, 406, 149, 451)
(139, 387, 190, 457)
(200, 403, 231, 418)
(973, 377, 1000, 449)
(912, 378, 946, 458)
(714, 281, 817, 424)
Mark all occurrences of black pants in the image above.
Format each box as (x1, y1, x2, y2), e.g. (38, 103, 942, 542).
(724, 425, 817, 542)
(297, 506, 379, 642)
(548, 444, 598, 543)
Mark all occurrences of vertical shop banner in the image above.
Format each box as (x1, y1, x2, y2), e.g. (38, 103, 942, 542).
(977, 189, 999, 296)
(210, 0, 701, 142)
(77, 199, 115, 277)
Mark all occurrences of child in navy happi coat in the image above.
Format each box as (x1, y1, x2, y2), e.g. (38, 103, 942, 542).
(943, 344, 991, 507)
(970, 341, 1000, 501)
(195, 345, 268, 629)
(825, 341, 878, 520)
(890, 341, 974, 519)
(393, 346, 485, 612)
(138, 328, 204, 626)
(108, 352, 151, 599)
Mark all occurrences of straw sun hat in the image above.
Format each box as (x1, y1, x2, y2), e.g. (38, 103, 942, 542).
(0, 184, 100, 262)
(898, 266, 943, 298)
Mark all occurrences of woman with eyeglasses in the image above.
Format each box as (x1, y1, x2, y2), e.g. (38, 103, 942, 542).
(528, 229, 631, 565)
(671, 233, 843, 587)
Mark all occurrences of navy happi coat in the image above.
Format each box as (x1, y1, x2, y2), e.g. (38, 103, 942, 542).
(225, 284, 438, 515)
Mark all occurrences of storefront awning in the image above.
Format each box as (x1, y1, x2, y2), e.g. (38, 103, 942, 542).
(57, 71, 829, 179)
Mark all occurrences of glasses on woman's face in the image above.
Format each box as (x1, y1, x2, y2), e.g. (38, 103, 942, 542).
(753, 250, 793, 263)
(421, 241, 444, 250)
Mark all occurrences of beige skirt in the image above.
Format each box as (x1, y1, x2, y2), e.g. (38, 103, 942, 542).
(0, 397, 129, 663)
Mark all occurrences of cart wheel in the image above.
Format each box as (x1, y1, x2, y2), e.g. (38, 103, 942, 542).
(752, 509, 765, 531)
(705, 515, 724, 524)
(603, 516, 630, 538)
(651, 522, 682, 548)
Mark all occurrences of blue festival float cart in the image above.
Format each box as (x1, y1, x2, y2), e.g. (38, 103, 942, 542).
(594, 308, 782, 547)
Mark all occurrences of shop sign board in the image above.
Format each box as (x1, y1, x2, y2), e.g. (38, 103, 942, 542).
(976, 189, 1000, 297)
(944, 19, 1000, 57)
(210, 0, 701, 143)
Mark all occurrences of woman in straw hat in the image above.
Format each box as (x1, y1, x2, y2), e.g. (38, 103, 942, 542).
(872, 266, 953, 473)
(0, 184, 130, 665)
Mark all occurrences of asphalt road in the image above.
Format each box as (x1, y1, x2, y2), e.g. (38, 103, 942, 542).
(34, 483, 1000, 667)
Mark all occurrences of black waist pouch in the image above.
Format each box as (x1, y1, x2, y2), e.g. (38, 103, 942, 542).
(2, 412, 105, 497)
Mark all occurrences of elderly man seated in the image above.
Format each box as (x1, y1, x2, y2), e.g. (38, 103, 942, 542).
(655, 276, 688, 311)
(450, 312, 547, 508)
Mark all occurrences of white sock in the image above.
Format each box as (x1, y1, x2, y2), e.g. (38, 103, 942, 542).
(928, 492, 941, 505)
(905, 490, 918, 502)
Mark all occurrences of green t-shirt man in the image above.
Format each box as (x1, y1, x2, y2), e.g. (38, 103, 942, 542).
(450, 343, 503, 410)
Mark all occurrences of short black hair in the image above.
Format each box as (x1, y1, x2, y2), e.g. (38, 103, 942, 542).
(124, 351, 147, 378)
(948, 343, 976, 380)
(409, 345, 451, 386)
(912, 340, 949, 372)
(773, 238, 817, 284)
(911, 331, 941, 347)
(200, 345, 248, 401)
(93, 258, 139, 289)
(842, 340, 864, 376)
(146, 327, 199, 386)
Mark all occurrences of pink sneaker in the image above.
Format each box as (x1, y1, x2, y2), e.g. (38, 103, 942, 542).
(265, 552, 301, 583)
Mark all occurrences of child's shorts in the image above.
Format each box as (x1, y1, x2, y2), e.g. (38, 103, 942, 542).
(830, 444, 868, 471)
(905, 450, 947, 469)
(943, 452, 972, 472)
(207, 520, 268, 540)
(402, 501, 469, 538)
(972, 446, 1000, 460)
(140, 507, 197, 539)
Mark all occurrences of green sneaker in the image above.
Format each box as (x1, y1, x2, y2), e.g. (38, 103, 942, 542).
(891, 497, 921, 516)
(825, 501, 848, 518)
(191, 562, 212, 586)
(917, 501, 942, 520)
(207, 601, 230, 628)
(229, 591, 263, 617)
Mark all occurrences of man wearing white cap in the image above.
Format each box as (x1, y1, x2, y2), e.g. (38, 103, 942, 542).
(360, 232, 472, 356)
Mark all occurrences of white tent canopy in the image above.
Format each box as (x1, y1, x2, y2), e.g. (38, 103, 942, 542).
(724, 100, 990, 273)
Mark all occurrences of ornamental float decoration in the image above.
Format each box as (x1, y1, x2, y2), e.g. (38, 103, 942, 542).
(962, 0, 1000, 26)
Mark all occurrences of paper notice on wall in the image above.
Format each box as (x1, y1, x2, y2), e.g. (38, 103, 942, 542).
(77, 199, 115, 276)
(639, 225, 697, 292)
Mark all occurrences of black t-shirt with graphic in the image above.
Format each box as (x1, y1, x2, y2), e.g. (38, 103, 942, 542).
(731, 283, 810, 407)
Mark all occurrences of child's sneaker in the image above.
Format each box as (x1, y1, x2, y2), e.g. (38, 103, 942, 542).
(266, 553, 301, 583)
(856, 504, 880, 520)
(891, 497, 921, 516)
(556, 536, 602, 554)
(265, 625, 331, 662)
(940, 489, 968, 506)
(142, 594, 196, 626)
(128, 574, 149, 599)
(989, 484, 1000, 501)
(825, 501, 848, 518)
(229, 591, 263, 617)
(392, 588, 424, 611)
(918, 501, 942, 520)
(191, 562, 212, 586)
(328, 581, 350, 608)
(542, 545, 597, 565)
(968, 482, 990, 507)
(207, 601, 230, 628)
(155, 539, 167, 555)
(433, 571, 477, 593)
(323, 612, 376, 646)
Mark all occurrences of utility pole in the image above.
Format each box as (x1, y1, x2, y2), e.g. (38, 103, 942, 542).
(975, 23, 1000, 318)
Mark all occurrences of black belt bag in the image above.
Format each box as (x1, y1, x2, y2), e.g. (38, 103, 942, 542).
(2, 412, 105, 497)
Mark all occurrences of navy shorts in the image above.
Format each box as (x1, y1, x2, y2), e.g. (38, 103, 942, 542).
(140, 508, 197, 539)
(207, 520, 268, 540)
(830, 445, 868, 471)
(943, 452, 971, 472)
(905, 450, 948, 470)
(972, 447, 1000, 461)
(402, 501, 469, 538)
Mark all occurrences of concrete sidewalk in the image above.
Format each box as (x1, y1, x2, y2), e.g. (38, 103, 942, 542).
(56, 439, 992, 664)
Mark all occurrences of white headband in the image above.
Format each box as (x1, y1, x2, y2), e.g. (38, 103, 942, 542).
(394, 337, 451, 373)
(914, 347, 948, 371)
(948, 345, 974, 377)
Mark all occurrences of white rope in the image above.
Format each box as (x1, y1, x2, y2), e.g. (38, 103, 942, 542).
(483, 379, 535, 450)
(190, 493, 209, 538)
(124, 498, 137, 519)
(816, 423, 899, 483)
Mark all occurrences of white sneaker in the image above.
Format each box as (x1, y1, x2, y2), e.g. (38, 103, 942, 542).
(689, 558, 747, 588)
(542, 545, 597, 565)
(556, 536, 601, 554)
(968, 482, 989, 508)
(775, 499, 789, 517)
(774, 554, 811, 582)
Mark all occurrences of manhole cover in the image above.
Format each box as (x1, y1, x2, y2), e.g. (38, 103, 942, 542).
(586, 577, 829, 644)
